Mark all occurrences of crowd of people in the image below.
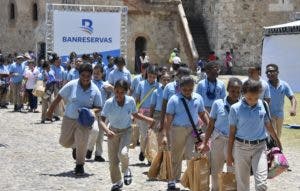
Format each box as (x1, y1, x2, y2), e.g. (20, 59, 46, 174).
(0, 49, 297, 191)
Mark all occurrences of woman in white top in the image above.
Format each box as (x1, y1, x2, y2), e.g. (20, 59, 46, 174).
(24, 60, 40, 112)
(139, 51, 149, 65)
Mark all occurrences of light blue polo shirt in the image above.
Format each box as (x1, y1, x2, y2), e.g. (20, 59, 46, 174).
(59, 79, 102, 119)
(163, 81, 180, 101)
(131, 74, 144, 93)
(196, 78, 226, 108)
(104, 65, 116, 81)
(150, 86, 164, 112)
(134, 80, 160, 109)
(210, 97, 231, 136)
(67, 68, 79, 81)
(229, 99, 269, 140)
(51, 65, 66, 82)
(92, 79, 109, 105)
(9, 62, 26, 83)
(108, 68, 131, 86)
(166, 92, 205, 127)
(268, 80, 294, 118)
(101, 95, 137, 129)
(0, 64, 9, 84)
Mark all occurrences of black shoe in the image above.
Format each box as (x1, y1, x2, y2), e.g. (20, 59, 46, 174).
(45, 118, 53, 122)
(53, 116, 60, 121)
(124, 169, 132, 185)
(86, 150, 92, 159)
(41, 120, 45, 124)
(0, 105, 8, 109)
(74, 164, 84, 176)
(139, 152, 145, 162)
(136, 140, 140, 146)
(94, 155, 105, 162)
(147, 160, 151, 166)
(167, 182, 178, 191)
(72, 148, 76, 160)
(111, 184, 122, 191)
(14, 105, 18, 112)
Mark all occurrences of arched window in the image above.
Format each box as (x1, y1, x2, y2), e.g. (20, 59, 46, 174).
(10, 3, 15, 20)
(33, 3, 38, 21)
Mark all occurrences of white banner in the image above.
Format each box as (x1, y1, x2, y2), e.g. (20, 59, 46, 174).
(53, 10, 121, 60)
(262, 34, 300, 92)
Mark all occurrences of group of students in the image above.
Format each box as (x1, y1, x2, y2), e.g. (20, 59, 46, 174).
(47, 55, 296, 191)
(1, 50, 297, 191)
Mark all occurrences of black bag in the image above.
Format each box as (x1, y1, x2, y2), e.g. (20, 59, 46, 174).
(262, 101, 277, 149)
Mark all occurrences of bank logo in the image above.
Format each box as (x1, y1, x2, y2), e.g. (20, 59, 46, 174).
(80, 19, 93, 35)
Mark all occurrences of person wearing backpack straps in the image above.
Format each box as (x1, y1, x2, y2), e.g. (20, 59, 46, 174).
(162, 75, 209, 191)
(199, 77, 242, 191)
(227, 79, 282, 191)
(133, 65, 159, 164)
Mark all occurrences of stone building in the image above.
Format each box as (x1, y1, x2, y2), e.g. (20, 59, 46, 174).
(0, 0, 300, 73)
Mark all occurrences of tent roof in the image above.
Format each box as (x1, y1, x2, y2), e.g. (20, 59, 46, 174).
(264, 20, 300, 36)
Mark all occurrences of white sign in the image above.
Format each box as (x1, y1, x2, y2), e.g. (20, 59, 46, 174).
(262, 34, 300, 92)
(53, 10, 121, 61)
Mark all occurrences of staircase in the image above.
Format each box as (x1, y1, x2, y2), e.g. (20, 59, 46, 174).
(187, 18, 211, 59)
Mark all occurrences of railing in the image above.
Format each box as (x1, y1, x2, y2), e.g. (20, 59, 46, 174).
(178, 3, 199, 65)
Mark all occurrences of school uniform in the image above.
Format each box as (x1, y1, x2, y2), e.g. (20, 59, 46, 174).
(58, 79, 102, 165)
(9, 62, 26, 108)
(39, 70, 56, 121)
(196, 78, 226, 111)
(0, 64, 9, 107)
(101, 95, 137, 184)
(134, 80, 160, 155)
(163, 81, 180, 101)
(87, 79, 110, 157)
(108, 67, 131, 86)
(209, 97, 232, 191)
(268, 80, 294, 138)
(150, 85, 164, 120)
(67, 68, 79, 81)
(166, 92, 205, 180)
(131, 74, 144, 94)
(104, 65, 116, 81)
(229, 99, 269, 191)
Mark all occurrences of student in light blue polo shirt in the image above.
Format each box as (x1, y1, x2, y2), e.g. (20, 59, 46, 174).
(0, 55, 9, 108)
(227, 79, 282, 191)
(46, 63, 103, 176)
(108, 57, 131, 87)
(67, 58, 82, 81)
(100, 80, 155, 191)
(196, 61, 226, 112)
(86, 64, 114, 162)
(199, 77, 242, 191)
(160, 66, 191, 131)
(162, 75, 209, 191)
(266, 64, 297, 138)
(104, 56, 116, 81)
(9, 54, 26, 111)
(134, 65, 160, 163)
(130, 62, 149, 95)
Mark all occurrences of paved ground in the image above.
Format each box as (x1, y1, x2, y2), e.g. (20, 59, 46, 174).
(0, 105, 299, 191)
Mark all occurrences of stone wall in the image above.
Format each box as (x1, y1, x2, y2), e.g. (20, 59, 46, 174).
(184, 0, 300, 74)
(0, 0, 194, 72)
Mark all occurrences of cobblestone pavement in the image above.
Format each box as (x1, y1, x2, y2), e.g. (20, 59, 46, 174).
(0, 105, 299, 191)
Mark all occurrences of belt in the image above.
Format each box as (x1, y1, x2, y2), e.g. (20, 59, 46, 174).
(235, 137, 267, 145)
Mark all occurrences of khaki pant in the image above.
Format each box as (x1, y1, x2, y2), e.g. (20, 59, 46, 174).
(53, 83, 63, 117)
(108, 126, 131, 183)
(0, 87, 8, 106)
(210, 134, 229, 191)
(271, 116, 284, 139)
(234, 140, 268, 191)
(87, 118, 104, 156)
(11, 82, 22, 106)
(136, 119, 149, 154)
(41, 97, 51, 120)
(59, 116, 90, 165)
(170, 126, 196, 180)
